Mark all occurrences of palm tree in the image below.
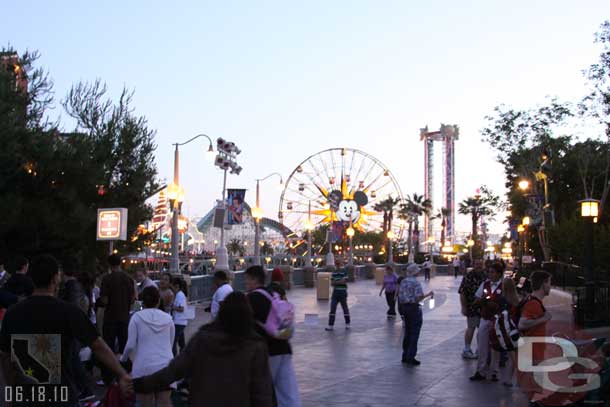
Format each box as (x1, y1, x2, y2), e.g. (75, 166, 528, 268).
(398, 202, 416, 257)
(439, 207, 451, 247)
(458, 187, 500, 253)
(373, 196, 400, 261)
(227, 239, 245, 259)
(405, 193, 433, 255)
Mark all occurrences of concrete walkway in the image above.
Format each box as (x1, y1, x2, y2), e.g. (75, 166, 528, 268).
(188, 276, 533, 407)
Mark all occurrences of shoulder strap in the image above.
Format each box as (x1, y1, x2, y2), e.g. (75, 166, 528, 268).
(254, 288, 274, 302)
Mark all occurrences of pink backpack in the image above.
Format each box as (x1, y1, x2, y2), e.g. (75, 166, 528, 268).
(255, 289, 295, 340)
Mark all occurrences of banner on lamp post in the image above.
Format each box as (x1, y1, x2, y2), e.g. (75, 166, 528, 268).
(97, 208, 128, 241)
(226, 189, 246, 225)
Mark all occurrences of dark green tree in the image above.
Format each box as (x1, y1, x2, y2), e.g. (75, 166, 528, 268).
(0, 49, 159, 272)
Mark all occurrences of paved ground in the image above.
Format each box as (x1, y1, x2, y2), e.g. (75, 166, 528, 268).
(188, 275, 532, 407)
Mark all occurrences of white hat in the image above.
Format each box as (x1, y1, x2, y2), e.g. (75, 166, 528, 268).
(406, 264, 420, 276)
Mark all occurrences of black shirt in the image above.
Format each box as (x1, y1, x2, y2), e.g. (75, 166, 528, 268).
(247, 288, 292, 356)
(100, 271, 134, 323)
(4, 273, 34, 298)
(0, 296, 99, 405)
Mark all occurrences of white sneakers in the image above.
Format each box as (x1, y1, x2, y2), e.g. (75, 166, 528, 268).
(462, 350, 478, 359)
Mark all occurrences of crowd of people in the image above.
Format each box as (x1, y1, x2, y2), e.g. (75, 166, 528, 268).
(0, 251, 608, 407)
(0, 253, 301, 407)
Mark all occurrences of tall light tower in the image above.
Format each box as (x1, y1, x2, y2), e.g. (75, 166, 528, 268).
(420, 124, 459, 250)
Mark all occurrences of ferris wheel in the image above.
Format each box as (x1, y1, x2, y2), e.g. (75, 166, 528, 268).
(279, 148, 404, 240)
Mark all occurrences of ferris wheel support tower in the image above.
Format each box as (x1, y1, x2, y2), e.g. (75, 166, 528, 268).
(420, 124, 459, 248)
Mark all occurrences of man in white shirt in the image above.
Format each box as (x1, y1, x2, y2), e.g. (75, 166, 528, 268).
(210, 271, 233, 320)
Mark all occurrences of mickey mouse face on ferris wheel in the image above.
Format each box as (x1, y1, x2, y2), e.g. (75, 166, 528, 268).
(335, 191, 368, 223)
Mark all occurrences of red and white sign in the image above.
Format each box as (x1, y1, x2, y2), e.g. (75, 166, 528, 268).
(97, 208, 128, 241)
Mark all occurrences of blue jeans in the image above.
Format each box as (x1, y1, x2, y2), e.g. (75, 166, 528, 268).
(173, 324, 186, 356)
(269, 354, 301, 407)
(328, 290, 350, 326)
(401, 303, 423, 361)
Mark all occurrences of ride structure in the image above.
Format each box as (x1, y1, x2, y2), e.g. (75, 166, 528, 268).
(420, 124, 459, 248)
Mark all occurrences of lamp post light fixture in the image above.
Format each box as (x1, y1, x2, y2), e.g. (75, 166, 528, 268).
(467, 238, 475, 263)
(386, 230, 395, 264)
(346, 221, 355, 266)
(522, 216, 530, 226)
(426, 236, 435, 265)
(517, 224, 525, 271)
(580, 198, 600, 322)
(304, 201, 314, 268)
(169, 134, 214, 274)
(518, 179, 530, 191)
(253, 172, 283, 266)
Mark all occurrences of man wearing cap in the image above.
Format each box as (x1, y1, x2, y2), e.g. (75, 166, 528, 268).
(398, 264, 433, 365)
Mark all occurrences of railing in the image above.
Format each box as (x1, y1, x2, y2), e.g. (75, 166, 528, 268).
(574, 283, 610, 328)
(541, 262, 585, 290)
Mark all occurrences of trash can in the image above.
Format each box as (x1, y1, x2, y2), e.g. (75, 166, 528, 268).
(317, 272, 331, 300)
(374, 267, 385, 285)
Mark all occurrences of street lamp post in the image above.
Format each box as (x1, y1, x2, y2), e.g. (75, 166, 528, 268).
(517, 224, 525, 271)
(387, 230, 395, 264)
(169, 134, 214, 274)
(214, 138, 242, 272)
(252, 173, 283, 266)
(346, 220, 355, 266)
(467, 238, 474, 265)
(305, 201, 314, 268)
(580, 199, 599, 322)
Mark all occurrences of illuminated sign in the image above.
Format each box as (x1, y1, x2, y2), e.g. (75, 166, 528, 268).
(96, 208, 128, 241)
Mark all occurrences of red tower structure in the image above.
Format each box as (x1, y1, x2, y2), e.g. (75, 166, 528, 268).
(420, 124, 459, 249)
(0, 52, 28, 94)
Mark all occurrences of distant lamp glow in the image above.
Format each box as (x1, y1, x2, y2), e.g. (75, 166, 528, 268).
(522, 216, 530, 226)
(251, 206, 264, 220)
(387, 230, 395, 240)
(467, 239, 474, 247)
(518, 180, 530, 191)
(442, 245, 453, 253)
(304, 219, 314, 231)
(462, 248, 468, 253)
(580, 199, 600, 218)
(346, 226, 355, 237)
(517, 224, 525, 233)
(166, 183, 185, 204)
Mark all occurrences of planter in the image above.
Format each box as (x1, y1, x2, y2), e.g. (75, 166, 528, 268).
(303, 266, 315, 288)
(365, 263, 376, 279)
(346, 265, 356, 282)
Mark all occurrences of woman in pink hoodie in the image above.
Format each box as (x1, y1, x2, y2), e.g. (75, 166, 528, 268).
(121, 286, 174, 407)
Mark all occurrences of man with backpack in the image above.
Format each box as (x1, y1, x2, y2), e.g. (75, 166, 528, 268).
(517, 271, 552, 405)
(245, 266, 300, 407)
(470, 262, 506, 382)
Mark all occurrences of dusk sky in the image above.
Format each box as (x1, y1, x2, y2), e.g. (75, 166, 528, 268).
(3, 1, 609, 238)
